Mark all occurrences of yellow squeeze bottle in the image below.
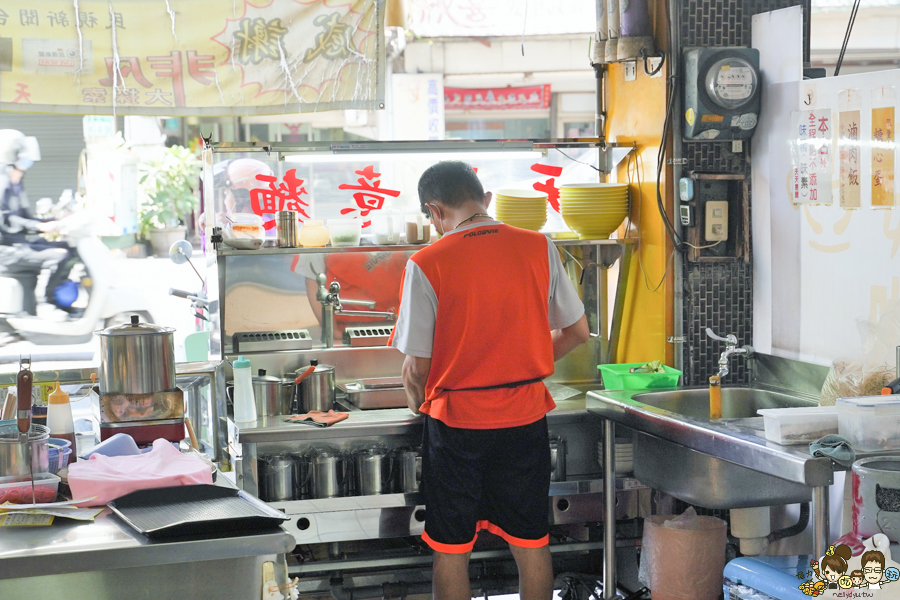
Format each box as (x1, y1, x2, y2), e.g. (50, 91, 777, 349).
(709, 376, 722, 419)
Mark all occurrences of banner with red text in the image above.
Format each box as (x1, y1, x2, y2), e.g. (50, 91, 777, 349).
(0, 0, 384, 115)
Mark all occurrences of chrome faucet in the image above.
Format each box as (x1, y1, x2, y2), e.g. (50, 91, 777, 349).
(316, 272, 395, 348)
(706, 328, 754, 379)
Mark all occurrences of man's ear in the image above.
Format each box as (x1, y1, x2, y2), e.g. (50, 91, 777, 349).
(483, 191, 492, 210)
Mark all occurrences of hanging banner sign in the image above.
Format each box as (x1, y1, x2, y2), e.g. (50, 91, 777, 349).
(443, 84, 551, 111)
(790, 109, 833, 205)
(0, 0, 385, 116)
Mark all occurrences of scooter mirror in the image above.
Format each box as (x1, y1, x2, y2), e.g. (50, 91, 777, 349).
(169, 240, 193, 265)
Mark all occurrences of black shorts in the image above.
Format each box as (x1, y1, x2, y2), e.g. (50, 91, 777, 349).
(421, 414, 551, 553)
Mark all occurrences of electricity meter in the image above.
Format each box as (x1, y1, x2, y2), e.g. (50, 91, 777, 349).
(683, 47, 761, 141)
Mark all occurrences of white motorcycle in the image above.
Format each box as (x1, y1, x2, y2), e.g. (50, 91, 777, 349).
(0, 211, 154, 346)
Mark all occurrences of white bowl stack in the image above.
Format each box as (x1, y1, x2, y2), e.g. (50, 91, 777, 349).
(597, 438, 634, 476)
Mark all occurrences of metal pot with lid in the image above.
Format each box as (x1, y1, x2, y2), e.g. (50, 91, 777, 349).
(293, 360, 335, 413)
(252, 370, 292, 417)
(96, 315, 176, 395)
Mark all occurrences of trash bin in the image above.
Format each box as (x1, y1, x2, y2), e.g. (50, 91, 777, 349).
(639, 507, 727, 600)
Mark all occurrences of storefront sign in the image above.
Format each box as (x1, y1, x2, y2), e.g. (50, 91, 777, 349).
(790, 109, 833, 205)
(0, 0, 384, 115)
(444, 85, 551, 111)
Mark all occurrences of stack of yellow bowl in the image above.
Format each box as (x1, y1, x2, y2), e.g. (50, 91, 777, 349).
(560, 183, 629, 239)
(493, 189, 548, 231)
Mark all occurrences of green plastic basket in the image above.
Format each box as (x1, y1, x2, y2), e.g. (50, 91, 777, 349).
(597, 363, 683, 390)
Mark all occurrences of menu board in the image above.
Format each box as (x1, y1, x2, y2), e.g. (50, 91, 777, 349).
(790, 109, 833, 205)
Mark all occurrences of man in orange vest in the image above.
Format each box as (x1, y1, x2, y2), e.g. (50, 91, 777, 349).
(391, 161, 589, 600)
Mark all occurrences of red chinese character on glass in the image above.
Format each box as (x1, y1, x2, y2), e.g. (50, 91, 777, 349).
(338, 165, 400, 227)
(531, 163, 563, 212)
(249, 168, 311, 229)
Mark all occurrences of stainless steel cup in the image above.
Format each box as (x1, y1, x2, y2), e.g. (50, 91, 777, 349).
(299, 361, 335, 413)
(550, 436, 567, 482)
(310, 451, 345, 498)
(397, 449, 422, 493)
(263, 454, 296, 501)
(276, 211, 298, 248)
(355, 448, 393, 496)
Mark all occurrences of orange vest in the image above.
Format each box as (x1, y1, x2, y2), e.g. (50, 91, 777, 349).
(410, 223, 556, 429)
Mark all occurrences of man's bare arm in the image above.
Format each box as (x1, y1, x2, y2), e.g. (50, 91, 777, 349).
(552, 314, 590, 361)
(401, 354, 431, 415)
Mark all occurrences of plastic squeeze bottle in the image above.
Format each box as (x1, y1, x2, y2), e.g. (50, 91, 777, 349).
(232, 356, 258, 424)
(48, 382, 77, 462)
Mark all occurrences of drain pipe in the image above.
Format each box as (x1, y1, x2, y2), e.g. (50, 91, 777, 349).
(668, 0, 686, 374)
(767, 502, 811, 544)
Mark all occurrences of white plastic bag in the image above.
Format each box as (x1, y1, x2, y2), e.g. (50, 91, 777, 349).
(820, 301, 900, 406)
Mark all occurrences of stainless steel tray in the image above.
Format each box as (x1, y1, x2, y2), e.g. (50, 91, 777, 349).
(338, 382, 407, 409)
(108, 484, 288, 539)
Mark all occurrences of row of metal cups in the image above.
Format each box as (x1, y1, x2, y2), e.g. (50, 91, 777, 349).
(259, 446, 422, 502)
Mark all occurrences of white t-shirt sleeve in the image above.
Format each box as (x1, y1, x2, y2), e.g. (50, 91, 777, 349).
(547, 238, 585, 330)
(391, 260, 438, 358)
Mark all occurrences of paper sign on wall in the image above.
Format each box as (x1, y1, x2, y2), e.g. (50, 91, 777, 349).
(839, 110, 862, 208)
(838, 89, 862, 209)
(871, 107, 895, 207)
(791, 109, 833, 205)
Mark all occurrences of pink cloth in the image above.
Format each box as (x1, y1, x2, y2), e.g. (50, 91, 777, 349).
(68, 439, 213, 506)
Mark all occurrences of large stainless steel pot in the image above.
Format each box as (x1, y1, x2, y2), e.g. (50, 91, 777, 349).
(293, 360, 335, 413)
(252, 370, 292, 417)
(96, 315, 176, 395)
(0, 423, 50, 478)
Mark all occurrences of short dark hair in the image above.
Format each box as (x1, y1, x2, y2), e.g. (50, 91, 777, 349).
(417, 161, 484, 211)
(861, 550, 885, 570)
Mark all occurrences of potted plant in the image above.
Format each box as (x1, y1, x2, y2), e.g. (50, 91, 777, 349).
(138, 145, 201, 255)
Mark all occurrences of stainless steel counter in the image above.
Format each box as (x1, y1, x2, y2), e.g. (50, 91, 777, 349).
(585, 389, 833, 487)
(0, 509, 295, 599)
(236, 395, 592, 444)
(0, 509, 294, 579)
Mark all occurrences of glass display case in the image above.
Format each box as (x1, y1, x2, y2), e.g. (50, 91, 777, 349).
(202, 140, 633, 377)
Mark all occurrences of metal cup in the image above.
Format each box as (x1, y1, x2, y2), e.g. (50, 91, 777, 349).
(397, 449, 422, 493)
(550, 436, 567, 482)
(263, 454, 296, 501)
(355, 447, 393, 496)
(276, 211, 298, 248)
(310, 451, 346, 498)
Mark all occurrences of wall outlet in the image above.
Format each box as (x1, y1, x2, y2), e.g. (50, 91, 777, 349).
(705, 201, 729, 241)
(624, 62, 637, 81)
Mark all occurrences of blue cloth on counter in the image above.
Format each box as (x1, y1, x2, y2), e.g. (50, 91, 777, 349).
(809, 434, 856, 468)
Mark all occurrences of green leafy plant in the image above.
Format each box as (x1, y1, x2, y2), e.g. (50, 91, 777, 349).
(137, 145, 201, 239)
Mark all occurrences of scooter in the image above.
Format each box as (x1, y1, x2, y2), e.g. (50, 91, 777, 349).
(0, 211, 154, 346)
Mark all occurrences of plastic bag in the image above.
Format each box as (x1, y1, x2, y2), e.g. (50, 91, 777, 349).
(820, 301, 900, 406)
(638, 507, 727, 600)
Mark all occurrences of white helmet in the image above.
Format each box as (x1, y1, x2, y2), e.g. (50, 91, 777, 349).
(0, 129, 41, 171)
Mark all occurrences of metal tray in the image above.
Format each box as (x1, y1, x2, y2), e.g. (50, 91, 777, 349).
(338, 382, 407, 409)
(108, 484, 288, 539)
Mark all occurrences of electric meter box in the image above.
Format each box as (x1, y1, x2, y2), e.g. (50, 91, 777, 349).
(683, 47, 761, 141)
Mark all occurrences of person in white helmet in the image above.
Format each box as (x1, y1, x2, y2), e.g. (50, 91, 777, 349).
(0, 129, 68, 316)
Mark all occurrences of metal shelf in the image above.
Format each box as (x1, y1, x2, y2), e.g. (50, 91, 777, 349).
(217, 237, 632, 256)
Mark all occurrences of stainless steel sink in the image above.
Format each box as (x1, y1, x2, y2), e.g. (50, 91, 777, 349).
(587, 387, 832, 510)
(633, 387, 813, 418)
